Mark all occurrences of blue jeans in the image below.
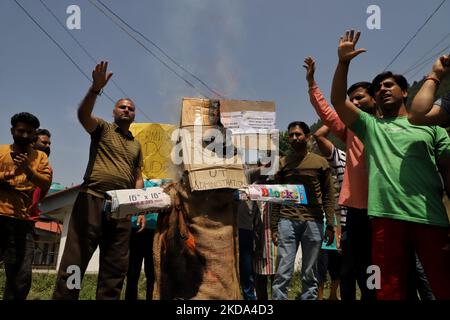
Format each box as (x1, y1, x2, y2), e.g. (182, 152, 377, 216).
(272, 219, 323, 300)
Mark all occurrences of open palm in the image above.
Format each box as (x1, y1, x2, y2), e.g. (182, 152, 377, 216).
(338, 30, 366, 63)
(92, 60, 113, 91)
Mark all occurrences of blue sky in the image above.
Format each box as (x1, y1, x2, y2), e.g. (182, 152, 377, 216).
(1, 0, 449, 186)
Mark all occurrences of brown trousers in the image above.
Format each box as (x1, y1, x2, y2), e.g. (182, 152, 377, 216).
(53, 192, 131, 300)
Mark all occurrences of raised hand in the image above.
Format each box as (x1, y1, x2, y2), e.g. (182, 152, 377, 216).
(91, 61, 113, 92)
(303, 56, 316, 86)
(431, 54, 450, 79)
(338, 30, 366, 63)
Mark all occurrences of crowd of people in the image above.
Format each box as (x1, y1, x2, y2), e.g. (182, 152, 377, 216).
(0, 30, 449, 300)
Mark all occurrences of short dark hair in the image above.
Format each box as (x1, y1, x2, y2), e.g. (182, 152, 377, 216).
(347, 81, 374, 97)
(287, 121, 310, 135)
(115, 98, 135, 107)
(372, 71, 409, 104)
(36, 128, 51, 138)
(371, 71, 409, 93)
(11, 112, 40, 129)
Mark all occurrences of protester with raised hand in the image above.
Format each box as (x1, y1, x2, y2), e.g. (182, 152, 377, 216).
(330, 29, 450, 300)
(53, 61, 145, 300)
(304, 55, 376, 300)
(408, 54, 450, 126)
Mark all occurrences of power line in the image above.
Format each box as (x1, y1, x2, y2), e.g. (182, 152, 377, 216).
(409, 43, 450, 79)
(405, 41, 450, 76)
(87, 0, 210, 99)
(403, 32, 450, 74)
(383, 0, 447, 71)
(13, 0, 116, 104)
(96, 0, 225, 99)
(38, 0, 154, 123)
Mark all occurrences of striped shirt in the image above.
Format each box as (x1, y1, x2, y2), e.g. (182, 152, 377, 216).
(81, 118, 143, 198)
(327, 146, 347, 226)
(253, 202, 277, 275)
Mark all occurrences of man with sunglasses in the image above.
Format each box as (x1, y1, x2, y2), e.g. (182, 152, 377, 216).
(53, 61, 145, 300)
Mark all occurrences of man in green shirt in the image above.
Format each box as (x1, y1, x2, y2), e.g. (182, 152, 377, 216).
(330, 29, 450, 300)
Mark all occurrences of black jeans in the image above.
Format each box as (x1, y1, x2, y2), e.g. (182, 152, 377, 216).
(53, 192, 131, 300)
(407, 253, 435, 300)
(239, 228, 256, 300)
(0, 215, 35, 300)
(339, 208, 376, 301)
(125, 228, 155, 300)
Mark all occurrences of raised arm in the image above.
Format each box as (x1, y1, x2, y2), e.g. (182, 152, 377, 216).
(321, 165, 336, 246)
(78, 61, 113, 133)
(313, 125, 334, 158)
(304, 57, 347, 142)
(330, 30, 366, 127)
(408, 55, 450, 126)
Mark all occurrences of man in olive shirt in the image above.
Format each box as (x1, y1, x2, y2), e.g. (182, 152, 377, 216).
(271, 121, 335, 300)
(53, 61, 145, 300)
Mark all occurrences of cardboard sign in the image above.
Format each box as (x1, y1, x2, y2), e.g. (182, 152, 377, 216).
(178, 97, 280, 191)
(187, 168, 247, 191)
(130, 123, 177, 179)
(220, 100, 277, 153)
(181, 98, 220, 127)
(177, 125, 247, 191)
(219, 99, 276, 133)
(179, 126, 244, 170)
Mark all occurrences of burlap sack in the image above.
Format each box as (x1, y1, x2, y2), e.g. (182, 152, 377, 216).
(153, 182, 240, 300)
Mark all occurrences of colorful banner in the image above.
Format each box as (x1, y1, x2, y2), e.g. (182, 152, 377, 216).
(237, 184, 308, 204)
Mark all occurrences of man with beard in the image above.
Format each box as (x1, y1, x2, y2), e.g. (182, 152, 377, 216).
(330, 29, 450, 299)
(0, 112, 52, 300)
(271, 121, 335, 300)
(33, 129, 52, 157)
(53, 61, 145, 300)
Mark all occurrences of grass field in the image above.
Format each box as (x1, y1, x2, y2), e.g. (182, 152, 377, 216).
(0, 269, 149, 300)
(0, 268, 340, 300)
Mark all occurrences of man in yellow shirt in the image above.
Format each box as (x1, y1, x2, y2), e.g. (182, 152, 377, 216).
(0, 112, 52, 300)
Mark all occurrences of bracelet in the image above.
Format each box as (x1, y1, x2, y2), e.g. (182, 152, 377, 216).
(424, 76, 441, 86)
